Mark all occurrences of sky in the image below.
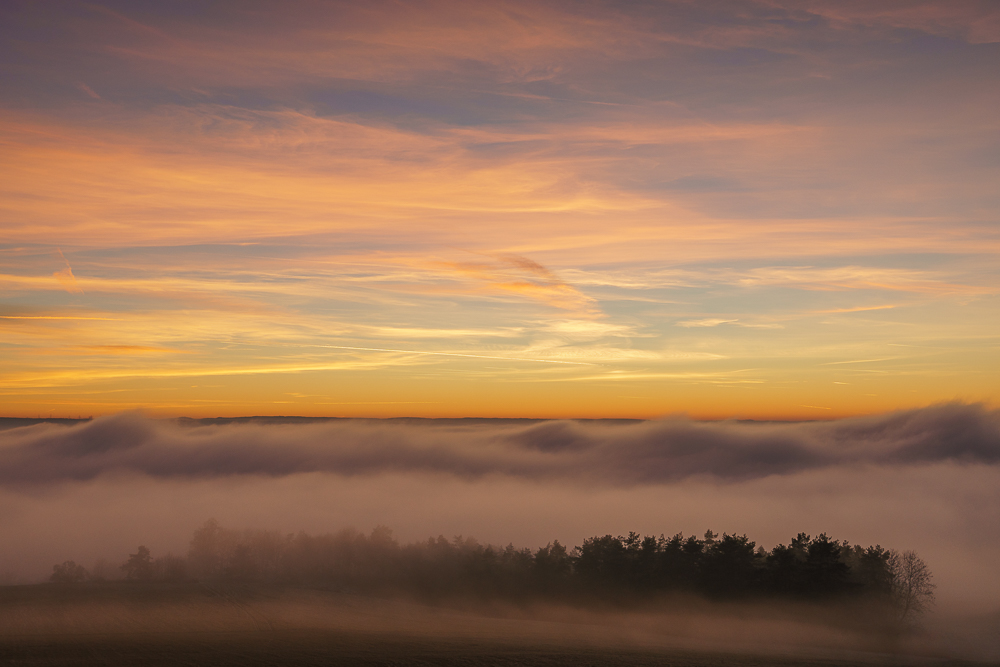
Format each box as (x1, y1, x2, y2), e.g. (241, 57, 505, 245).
(1, 0, 999, 419)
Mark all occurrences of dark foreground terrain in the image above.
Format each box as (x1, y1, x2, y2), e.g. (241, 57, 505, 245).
(2, 632, 981, 667)
(0, 583, 994, 666)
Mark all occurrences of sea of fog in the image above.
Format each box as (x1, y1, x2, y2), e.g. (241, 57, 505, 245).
(0, 404, 998, 614)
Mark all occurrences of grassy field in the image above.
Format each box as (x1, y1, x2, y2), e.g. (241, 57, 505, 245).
(0, 583, 992, 666)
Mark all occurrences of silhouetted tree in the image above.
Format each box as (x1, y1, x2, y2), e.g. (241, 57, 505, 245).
(52, 519, 931, 621)
(764, 541, 806, 596)
(224, 544, 256, 581)
(764, 533, 853, 599)
(700, 534, 758, 598)
(121, 546, 153, 581)
(50, 561, 87, 583)
(154, 554, 188, 582)
(533, 540, 571, 593)
(888, 550, 935, 620)
(573, 535, 629, 592)
(845, 544, 894, 596)
(188, 518, 224, 578)
(803, 533, 852, 597)
(656, 532, 703, 591)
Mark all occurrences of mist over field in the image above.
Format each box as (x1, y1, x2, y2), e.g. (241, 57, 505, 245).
(1, 404, 998, 613)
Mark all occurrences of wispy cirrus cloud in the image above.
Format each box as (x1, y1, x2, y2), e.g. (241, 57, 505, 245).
(734, 266, 995, 295)
(766, 0, 1000, 44)
(676, 318, 738, 328)
(23, 345, 187, 357)
(428, 254, 602, 318)
(52, 249, 83, 295)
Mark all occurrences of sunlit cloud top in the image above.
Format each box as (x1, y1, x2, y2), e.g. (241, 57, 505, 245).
(1, 0, 998, 418)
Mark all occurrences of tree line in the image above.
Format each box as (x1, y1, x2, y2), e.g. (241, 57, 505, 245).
(49, 521, 935, 619)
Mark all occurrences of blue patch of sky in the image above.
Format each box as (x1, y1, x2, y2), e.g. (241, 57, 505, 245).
(303, 79, 599, 128)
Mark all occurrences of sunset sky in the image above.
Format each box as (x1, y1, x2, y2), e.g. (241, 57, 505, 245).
(2, 0, 998, 419)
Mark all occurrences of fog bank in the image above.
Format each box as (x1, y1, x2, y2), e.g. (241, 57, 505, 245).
(2, 404, 998, 484)
(1, 405, 999, 610)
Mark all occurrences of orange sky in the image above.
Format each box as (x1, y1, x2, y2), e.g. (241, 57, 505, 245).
(1, 0, 998, 419)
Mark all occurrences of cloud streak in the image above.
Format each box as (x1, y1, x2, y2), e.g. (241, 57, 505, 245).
(430, 254, 602, 317)
(1, 404, 997, 486)
(52, 249, 83, 295)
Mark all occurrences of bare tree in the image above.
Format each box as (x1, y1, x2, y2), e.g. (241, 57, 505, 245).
(887, 549, 935, 620)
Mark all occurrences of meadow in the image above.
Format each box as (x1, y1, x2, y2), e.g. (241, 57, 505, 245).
(1, 581, 994, 666)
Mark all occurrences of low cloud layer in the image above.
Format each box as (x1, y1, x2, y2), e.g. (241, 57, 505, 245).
(2, 408, 1000, 607)
(2, 404, 998, 486)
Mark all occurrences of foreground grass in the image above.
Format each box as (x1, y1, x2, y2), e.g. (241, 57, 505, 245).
(0, 583, 989, 666)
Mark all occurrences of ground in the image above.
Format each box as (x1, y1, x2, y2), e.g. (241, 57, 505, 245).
(0, 583, 991, 666)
